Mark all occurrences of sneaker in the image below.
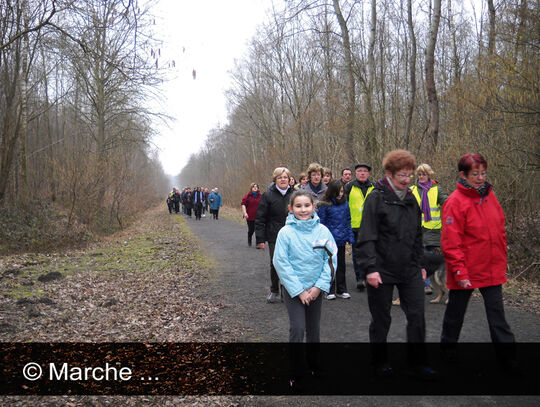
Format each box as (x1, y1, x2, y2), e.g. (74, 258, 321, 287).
(326, 294, 336, 300)
(356, 280, 366, 290)
(336, 292, 351, 299)
(267, 292, 279, 303)
(425, 285, 433, 295)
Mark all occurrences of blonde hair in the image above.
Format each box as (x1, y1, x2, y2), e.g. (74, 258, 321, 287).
(416, 163, 435, 178)
(272, 167, 291, 182)
(307, 162, 323, 178)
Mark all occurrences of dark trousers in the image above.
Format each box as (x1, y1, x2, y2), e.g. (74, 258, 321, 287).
(194, 203, 202, 220)
(173, 201, 179, 213)
(212, 208, 219, 219)
(441, 284, 515, 343)
(267, 242, 280, 293)
(367, 274, 426, 365)
(167, 202, 173, 214)
(329, 245, 347, 295)
(352, 229, 365, 282)
(246, 220, 255, 246)
(283, 288, 323, 342)
(186, 207, 192, 217)
(283, 288, 322, 376)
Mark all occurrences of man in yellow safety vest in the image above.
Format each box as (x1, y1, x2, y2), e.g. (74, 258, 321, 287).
(344, 163, 375, 290)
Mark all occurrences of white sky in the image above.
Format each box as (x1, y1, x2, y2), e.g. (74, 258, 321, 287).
(151, 0, 277, 176)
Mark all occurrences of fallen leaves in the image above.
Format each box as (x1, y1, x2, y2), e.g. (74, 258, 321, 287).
(0, 206, 242, 342)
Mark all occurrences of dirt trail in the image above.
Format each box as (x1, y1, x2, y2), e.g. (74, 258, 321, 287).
(186, 210, 540, 343)
(0, 206, 235, 342)
(1, 205, 539, 406)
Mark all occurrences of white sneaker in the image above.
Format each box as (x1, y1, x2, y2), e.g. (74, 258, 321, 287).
(326, 294, 336, 300)
(267, 292, 279, 303)
(336, 292, 351, 299)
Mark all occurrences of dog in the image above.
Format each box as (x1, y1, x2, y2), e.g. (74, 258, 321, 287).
(392, 250, 447, 306)
(423, 250, 447, 304)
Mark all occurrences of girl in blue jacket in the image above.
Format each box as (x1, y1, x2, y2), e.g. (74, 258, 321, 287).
(273, 190, 337, 387)
(317, 179, 355, 299)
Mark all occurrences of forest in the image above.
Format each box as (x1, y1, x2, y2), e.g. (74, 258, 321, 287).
(0, 1, 537, 278)
(179, 0, 538, 279)
(0, 0, 169, 246)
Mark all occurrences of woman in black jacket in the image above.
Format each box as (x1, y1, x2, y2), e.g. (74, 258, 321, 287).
(354, 150, 435, 379)
(255, 167, 294, 303)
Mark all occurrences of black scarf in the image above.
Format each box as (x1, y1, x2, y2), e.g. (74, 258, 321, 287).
(459, 178, 490, 198)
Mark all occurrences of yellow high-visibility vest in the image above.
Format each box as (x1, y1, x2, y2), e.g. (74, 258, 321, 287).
(349, 185, 374, 228)
(411, 185, 441, 229)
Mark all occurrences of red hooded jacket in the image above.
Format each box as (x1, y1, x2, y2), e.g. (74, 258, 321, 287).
(441, 182, 508, 290)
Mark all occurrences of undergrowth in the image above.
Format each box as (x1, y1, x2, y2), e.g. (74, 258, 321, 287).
(0, 200, 94, 255)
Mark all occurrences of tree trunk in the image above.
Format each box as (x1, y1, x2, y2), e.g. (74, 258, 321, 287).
(425, 0, 441, 149)
(333, 0, 357, 163)
(448, 0, 460, 84)
(487, 0, 496, 57)
(405, 0, 417, 148)
(18, 0, 30, 200)
(0, 14, 22, 202)
(365, 0, 377, 155)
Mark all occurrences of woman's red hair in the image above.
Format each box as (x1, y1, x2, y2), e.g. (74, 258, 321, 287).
(458, 153, 488, 175)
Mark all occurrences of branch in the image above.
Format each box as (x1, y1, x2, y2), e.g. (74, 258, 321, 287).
(0, 1, 57, 52)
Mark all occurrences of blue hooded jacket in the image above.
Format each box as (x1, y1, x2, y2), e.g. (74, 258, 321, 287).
(273, 212, 337, 298)
(317, 199, 355, 246)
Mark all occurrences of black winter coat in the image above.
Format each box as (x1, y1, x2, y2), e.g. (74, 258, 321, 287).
(183, 192, 193, 209)
(353, 178, 423, 283)
(255, 184, 294, 244)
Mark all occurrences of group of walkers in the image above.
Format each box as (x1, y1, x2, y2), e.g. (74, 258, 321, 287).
(167, 186, 223, 220)
(240, 150, 517, 388)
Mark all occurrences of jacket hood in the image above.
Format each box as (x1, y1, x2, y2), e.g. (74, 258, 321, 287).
(285, 211, 321, 231)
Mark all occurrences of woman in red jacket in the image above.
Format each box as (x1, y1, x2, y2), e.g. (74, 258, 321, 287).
(241, 183, 261, 247)
(441, 153, 515, 348)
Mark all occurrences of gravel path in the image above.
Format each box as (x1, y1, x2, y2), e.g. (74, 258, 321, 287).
(2, 208, 537, 406)
(184, 211, 539, 406)
(185, 212, 540, 343)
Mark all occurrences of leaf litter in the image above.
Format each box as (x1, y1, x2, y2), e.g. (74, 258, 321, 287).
(0, 205, 247, 406)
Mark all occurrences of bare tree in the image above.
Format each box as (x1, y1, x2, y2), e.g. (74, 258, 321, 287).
(487, 0, 496, 56)
(404, 0, 417, 148)
(425, 0, 442, 149)
(332, 0, 357, 163)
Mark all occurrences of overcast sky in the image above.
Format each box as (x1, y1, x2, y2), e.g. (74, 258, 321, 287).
(150, 0, 277, 176)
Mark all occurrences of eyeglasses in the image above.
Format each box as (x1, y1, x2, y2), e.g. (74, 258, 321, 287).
(395, 173, 413, 179)
(469, 171, 487, 178)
